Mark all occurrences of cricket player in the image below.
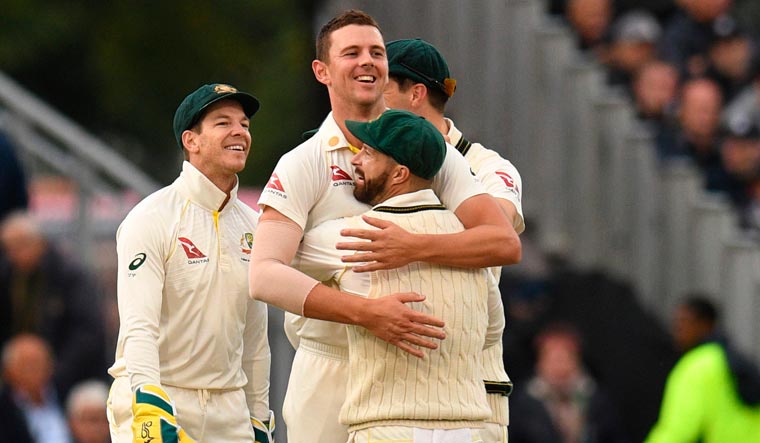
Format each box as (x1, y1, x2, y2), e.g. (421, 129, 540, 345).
(248, 9, 521, 443)
(296, 109, 503, 442)
(383, 38, 525, 442)
(107, 84, 274, 443)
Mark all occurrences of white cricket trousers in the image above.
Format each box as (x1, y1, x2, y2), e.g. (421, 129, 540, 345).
(283, 339, 349, 443)
(481, 423, 508, 443)
(348, 426, 483, 443)
(107, 376, 255, 443)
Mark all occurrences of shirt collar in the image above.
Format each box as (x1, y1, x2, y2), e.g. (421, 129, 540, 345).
(316, 112, 356, 153)
(445, 117, 463, 146)
(373, 189, 441, 209)
(175, 161, 238, 212)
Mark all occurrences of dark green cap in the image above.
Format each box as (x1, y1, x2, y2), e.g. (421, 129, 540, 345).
(386, 39, 457, 97)
(345, 109, 446, 180)
(173, 83, 260, 148)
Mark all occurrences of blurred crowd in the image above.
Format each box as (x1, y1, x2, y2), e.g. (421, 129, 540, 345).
(2, 1, 760, 442)
(1, 135, 111, 443)
(556, 0, 760, 233)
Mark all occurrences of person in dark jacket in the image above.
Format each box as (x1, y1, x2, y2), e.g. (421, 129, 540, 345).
(0, 211, 107, 401)
(509, 322, 629, 443)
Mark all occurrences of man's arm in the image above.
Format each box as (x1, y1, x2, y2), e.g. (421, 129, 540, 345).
(249, 207, 446, 358)
(242, 298, 271, 421)
(337, 192, 521, 272)
(116, 216, 165, 391)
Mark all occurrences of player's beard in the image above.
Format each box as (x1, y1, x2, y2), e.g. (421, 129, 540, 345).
(353, 171, 390, 206)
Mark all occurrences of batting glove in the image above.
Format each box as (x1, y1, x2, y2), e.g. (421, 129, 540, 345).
(131, 384, 196, 443)
(251, 410, 275, 443)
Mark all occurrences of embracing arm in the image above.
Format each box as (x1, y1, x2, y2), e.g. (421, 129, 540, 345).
(249, 207, 446, 357)
(338, 193, 521, 272)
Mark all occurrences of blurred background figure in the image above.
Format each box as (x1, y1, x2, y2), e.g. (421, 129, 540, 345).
(605, 10, 662, 88)
(0, 333, 72, 443)
(645, 295, 760, 442)
(658, 77, 724, 169)
(564, 0, 614, 58)
(707, 114, 760, 228)
(659, 0, 735, 77)
(65, 380, 110, 443)
(0, 211, 107, 401)
(705, 16, 760, 102)
(0, 132, 29, 223)
(509, 322, 628, 443)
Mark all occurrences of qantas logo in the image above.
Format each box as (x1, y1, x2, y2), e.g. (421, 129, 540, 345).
(178, 237, 206, 259)
(331, 165, 352, 181)
(330, 165, 354, 187)
(495, 171, 519, 194)
(265, 173, 285, 192)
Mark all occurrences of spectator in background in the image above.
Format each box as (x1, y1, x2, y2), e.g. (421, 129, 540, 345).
(65, 380, 110, 443)
(0, 132, 29, 222)
(509, 322, 628, 443)
(645, 295, 760, 443)
(723, 52, 760, 129)
(0, 334, 71, 443)
(631, 60, 681, 154)
(565, 0, 614, 58)
(705, 16, 760, 102)
(658, 78, 724, 173)
(0, 211, 107, 401)
(658, 0, 735, 77)
(605, 10, 662, 88)
(632, 59, 680, 120)
(708, 115, 760, 227)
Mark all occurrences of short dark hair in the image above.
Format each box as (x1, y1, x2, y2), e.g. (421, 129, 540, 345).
(316, 9, 382, 62)
(389, 74, 449, 113)
(681, 294, 719, 326)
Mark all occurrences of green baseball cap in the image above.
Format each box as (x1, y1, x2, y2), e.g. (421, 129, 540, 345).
(345, 109, 446, 180)
(386, 38, 457, 97)
(173, 83, 260, 148)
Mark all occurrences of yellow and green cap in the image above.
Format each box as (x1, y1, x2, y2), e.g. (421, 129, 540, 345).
(173, 83, 260, 148)
(345, 109, 446, 180)
(386, 38, 456, 97)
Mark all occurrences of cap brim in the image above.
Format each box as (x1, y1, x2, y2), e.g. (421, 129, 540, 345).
(345, 120, 376, 150)
(200, 92, 261, 120)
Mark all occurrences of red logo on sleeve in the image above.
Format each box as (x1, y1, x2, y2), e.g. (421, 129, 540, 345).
(178, 237, 206, 259)
(330, 165, 353, 181)
(265, 173, 285, 192)
(495, 171, 520, 196)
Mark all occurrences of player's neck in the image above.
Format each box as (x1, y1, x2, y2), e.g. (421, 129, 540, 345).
(331, 99, 386, 147)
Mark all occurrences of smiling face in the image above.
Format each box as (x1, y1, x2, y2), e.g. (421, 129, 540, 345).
(351, 144, 396, 205)
(315, 24, 388, 114)
(183, 98, 251, 191)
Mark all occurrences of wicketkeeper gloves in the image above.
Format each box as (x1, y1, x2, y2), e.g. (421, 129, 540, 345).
(132, 384, 196, 443)
(251, 410, 276, 443)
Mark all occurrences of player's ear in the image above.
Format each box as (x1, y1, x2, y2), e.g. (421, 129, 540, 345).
(182, 129, 200, 154)
(392, 164, 410, 184)
(313, 59, 330, 86)
(410, 83, 427, 108)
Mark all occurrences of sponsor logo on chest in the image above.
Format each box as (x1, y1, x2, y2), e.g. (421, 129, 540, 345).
(331, 165, 354, 187)
(178, 237, 209, 264)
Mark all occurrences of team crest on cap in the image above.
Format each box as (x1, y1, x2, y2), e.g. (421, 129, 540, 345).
(331, 165, 354, 187)
(214, 84, 238, 94)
